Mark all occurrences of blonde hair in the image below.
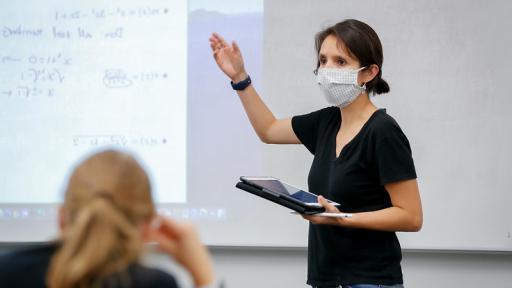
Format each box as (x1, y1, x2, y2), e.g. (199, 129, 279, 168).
(47, 150, 155, 288)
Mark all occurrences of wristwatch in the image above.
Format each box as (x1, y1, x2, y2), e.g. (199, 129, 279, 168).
(230, 75, 252, 91)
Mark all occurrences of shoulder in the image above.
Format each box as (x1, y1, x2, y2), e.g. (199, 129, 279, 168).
(0, 243, 56, 269)
(294, 106, 338, 120)
(128, 264, 179, 288)
(0, 243, 57, 285)
(292, 106, 339, 130)
(367, 109, 408, 139)
(310, 106, 339, 119)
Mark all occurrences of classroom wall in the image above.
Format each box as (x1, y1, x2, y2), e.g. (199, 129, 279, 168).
(179, 248, 512, 287)
(210, 248, 512, 287)
(2, 245, 511, 287)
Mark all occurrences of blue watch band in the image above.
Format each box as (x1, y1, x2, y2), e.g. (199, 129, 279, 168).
(230, 75, 252, 91)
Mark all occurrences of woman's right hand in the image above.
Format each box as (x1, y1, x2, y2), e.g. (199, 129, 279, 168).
(147, 216, 214, 286)
(209, 32, 248, 82)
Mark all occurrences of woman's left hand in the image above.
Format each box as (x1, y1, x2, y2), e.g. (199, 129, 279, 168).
(302, 196, 348, 226)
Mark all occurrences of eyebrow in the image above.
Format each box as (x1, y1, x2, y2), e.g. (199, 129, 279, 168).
(318, 53, 346, 61)
(318, 51, 345, 57)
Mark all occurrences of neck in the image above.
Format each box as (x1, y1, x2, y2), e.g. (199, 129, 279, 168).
(340, 92, 377, 125)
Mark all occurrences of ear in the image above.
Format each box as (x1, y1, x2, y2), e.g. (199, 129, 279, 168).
(359, 64, 380, 86)
(58, 205, 67, 231)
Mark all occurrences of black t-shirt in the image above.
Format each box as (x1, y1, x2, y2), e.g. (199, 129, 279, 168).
(0, 243, 179, 288)
(292, 107, 417, 286)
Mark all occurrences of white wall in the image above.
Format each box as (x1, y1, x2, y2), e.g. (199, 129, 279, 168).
(2, 245, 512, 287)
(261, 0, 512, 251)
(208, 248, 512, 287)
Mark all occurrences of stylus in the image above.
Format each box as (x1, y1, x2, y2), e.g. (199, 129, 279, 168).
(291, 211, 353, 218)
(315, 212, 353, 218)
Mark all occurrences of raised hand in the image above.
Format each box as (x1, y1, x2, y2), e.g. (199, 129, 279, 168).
(147, 216, 214, 286)
(209, 32, 247, 82)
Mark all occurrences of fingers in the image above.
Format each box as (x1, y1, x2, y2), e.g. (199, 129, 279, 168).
(213, 32, 229, 47)
(210, 33, 237, 56)
(147, 216, 200, 255)
(209, 40, 222, 54)
(209, 35, 222, 53)
(318, 196, 340, 213)
(211, 32, 221, 40)
(209, 33, 228, 51)
(147, 216, 194, 249)
(209, 39, 217, 51)
(147, 229, 179, 255)
(302, 214, 324, 225)
(232, 41, 240, 54)
(152, 216, 182, 239)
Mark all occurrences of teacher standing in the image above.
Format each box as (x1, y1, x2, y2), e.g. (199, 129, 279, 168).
(210, 19, 422, 288)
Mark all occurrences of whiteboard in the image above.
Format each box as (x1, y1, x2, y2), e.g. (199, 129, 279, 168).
(261, 0, 512, 251)
(1, 0, 512, 251)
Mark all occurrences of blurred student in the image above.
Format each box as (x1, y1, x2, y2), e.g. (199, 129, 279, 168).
(0, 149, 215, 288)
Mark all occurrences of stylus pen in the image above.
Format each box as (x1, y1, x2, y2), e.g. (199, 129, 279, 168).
(291, 212, 353, 218)
(316, 212, 353, 218)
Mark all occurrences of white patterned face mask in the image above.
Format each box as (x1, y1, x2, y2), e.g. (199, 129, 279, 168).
(316, 67, 366, 108)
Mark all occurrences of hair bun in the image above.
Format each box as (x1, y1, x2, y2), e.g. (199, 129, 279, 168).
(374, 78, 390, 95)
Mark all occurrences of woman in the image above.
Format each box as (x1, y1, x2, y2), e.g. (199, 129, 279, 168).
(0, 150, 215, 288)
(210, 19, 422, 288)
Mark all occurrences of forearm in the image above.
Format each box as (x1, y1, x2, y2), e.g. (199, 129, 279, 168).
(342, 206, 422, 232)
(233, 73, 278, 143)
(189, 260, 215, 287)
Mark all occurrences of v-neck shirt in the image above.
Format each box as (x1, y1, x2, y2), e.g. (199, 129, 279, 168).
(292, 106, 417, 286)
(333, 109, 380, 160)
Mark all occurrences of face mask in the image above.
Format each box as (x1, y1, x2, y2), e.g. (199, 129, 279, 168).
(316, 67, 366, 108)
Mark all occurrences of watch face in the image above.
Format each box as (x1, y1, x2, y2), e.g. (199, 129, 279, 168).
(231, 75, 251, 90)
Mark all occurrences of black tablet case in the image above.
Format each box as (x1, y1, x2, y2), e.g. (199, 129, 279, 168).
(235, 181, 324, 215)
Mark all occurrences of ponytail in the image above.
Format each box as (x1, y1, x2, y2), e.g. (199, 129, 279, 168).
(373, 77, 390, 95)
(47, 196, 141, 288)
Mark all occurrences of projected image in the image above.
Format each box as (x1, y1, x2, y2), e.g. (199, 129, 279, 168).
(1, 0, 188, 204)
(0, 0, 263, 240)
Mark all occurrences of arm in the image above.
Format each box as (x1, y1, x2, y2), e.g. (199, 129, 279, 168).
(303, 179, 423, 232)
(147, 216, 215, 286)
(209, 33, 299, 144)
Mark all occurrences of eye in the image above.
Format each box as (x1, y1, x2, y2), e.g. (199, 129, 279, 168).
(337, 57, 346, 66)
(319, 56, 327, 65)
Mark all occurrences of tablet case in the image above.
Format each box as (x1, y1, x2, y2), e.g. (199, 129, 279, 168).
(235, 182, 325, 215)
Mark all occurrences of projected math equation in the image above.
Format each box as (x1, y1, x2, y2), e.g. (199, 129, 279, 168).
(0, 0, 188, 204)
(73, 135, 168, 147)
(1, 5, 179, 100)
(54, 7, 169, 21)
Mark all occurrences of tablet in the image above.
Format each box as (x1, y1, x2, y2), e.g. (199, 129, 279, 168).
(239, 176, 340, 208)
(235, 181, 324, 215)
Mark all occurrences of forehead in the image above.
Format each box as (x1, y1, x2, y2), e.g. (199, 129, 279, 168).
(319, 34, 351, 58)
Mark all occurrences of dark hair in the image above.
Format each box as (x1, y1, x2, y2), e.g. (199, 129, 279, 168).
(315, 19, 390, 95)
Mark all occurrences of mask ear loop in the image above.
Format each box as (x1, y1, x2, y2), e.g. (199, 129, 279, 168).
(357, 66, 368, 90)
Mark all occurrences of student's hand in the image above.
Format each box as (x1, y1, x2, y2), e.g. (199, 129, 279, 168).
(302, 196, 348, 226)
(147, 216, 214, 286)
(209, 32, 248, 82)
